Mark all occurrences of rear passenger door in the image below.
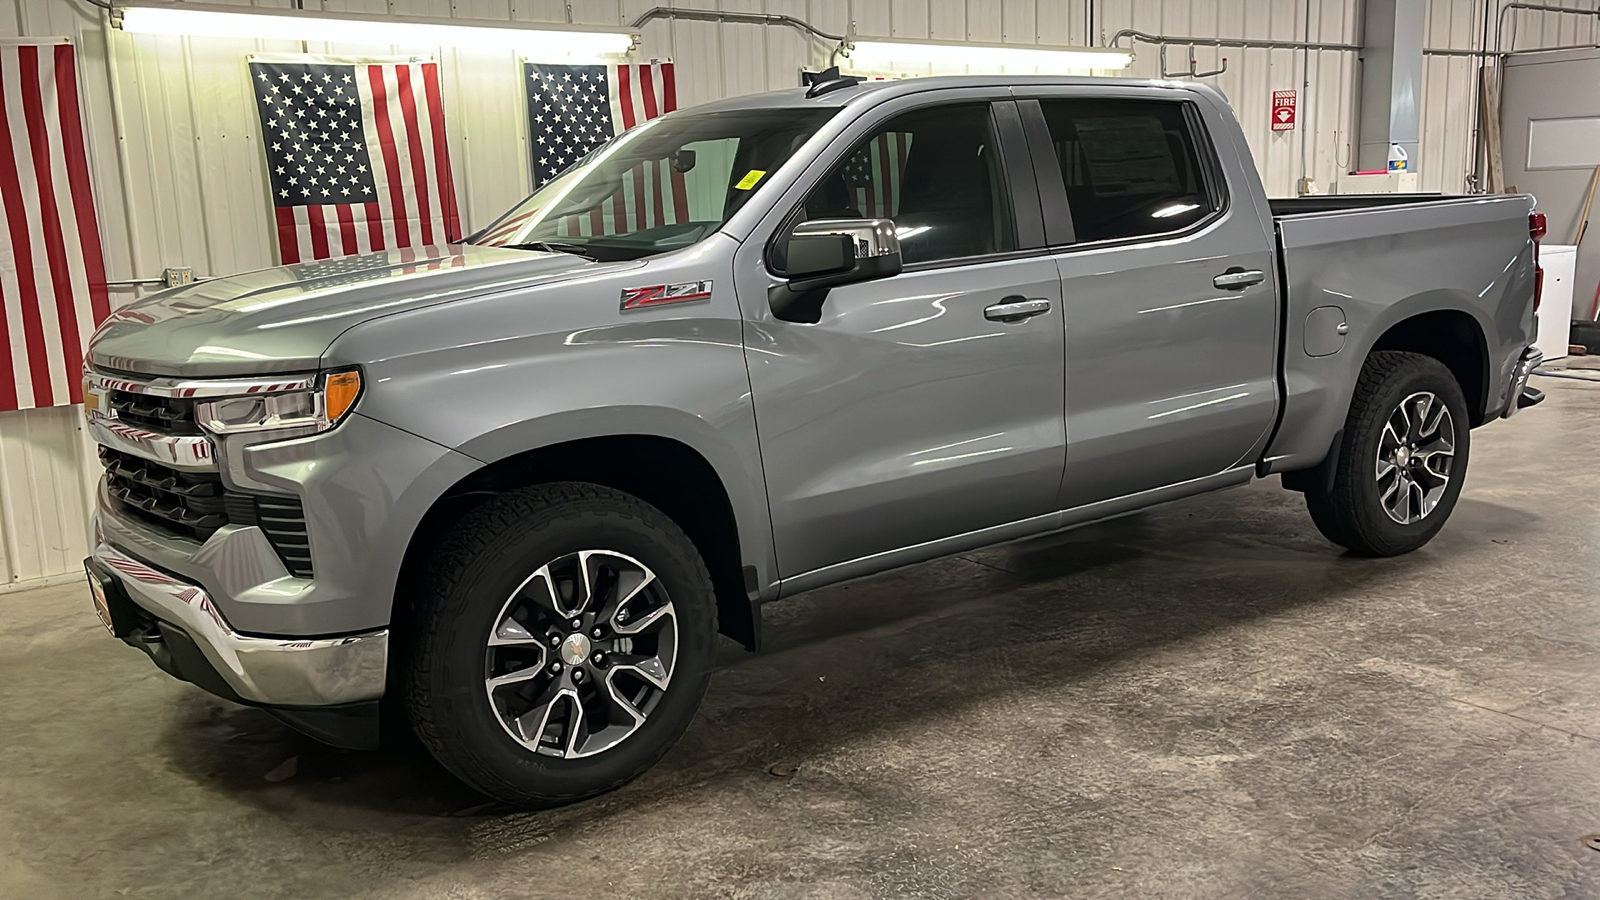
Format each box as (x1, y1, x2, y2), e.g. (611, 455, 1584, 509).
(1017, 91, 1280, 509)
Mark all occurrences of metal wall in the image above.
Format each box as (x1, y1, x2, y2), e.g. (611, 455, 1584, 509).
(1501, 48, 1600, 323)
(0, 0, 1591, 587)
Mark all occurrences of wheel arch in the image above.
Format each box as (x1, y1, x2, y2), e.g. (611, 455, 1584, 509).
(1367, 306, 1492, 426)
(394, 432, 761, 655)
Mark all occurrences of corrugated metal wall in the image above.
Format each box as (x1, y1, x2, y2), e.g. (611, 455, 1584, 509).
(0, 0, 1592, 587)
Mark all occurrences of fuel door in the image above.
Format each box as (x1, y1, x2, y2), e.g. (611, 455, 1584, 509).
(1304, 305, 1348, 358)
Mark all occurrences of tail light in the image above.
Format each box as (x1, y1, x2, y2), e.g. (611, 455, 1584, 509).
(1530, 211, 1546, 312)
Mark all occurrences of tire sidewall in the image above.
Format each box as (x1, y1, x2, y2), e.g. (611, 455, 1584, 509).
(420, 500, 715, 800)
(1350, 359, 1471, 551)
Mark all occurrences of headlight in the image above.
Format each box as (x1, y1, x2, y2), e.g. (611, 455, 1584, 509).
(196, 369, 362, 435)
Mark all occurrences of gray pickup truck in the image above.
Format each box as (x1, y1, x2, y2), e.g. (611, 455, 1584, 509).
(82, 75, 1545, 805)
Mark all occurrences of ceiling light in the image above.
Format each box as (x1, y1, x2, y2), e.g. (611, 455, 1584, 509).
(846, 39, 1133, 71)
(115, 3, 637, 57)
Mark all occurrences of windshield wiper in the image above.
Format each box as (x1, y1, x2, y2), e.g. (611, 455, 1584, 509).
(503, 240, 599, 261)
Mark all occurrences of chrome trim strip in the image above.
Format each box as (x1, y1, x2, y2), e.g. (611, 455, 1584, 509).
(86, 411, 217, 471)
(1503, 346, 1544, 419)
(91, 537, 387, 706)
(85, 369, 317, 399)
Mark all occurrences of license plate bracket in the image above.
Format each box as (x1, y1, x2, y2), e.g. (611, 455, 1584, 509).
(84, 561, 138, 638)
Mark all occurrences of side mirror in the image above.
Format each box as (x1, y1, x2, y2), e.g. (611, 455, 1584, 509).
(770, 218, 902, 323)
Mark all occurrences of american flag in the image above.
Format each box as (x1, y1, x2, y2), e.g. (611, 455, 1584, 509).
(843, 132, 912, 219)
(0, 39, 110, 412)
(524, 62, 686, 237)
(249, 55, 461, 264)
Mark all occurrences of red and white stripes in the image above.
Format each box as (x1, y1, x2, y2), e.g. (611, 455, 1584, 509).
(0, 39, 110, 412)
(853, 132, 910, 219)
(272, 59, 460, 264)
(557, 62, 687, 238)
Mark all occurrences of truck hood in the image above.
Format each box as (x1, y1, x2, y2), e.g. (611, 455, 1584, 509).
(89, 244, 615, 378)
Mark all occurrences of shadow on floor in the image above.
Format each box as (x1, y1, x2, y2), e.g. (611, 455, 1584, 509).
(153, 485, 1460, 832)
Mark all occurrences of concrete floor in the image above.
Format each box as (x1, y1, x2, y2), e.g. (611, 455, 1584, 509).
(5, 377, 1600, 899)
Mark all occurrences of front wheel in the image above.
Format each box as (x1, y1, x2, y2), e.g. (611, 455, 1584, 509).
(406, 483, 717, 805)
(1305, 351, 1470, 556)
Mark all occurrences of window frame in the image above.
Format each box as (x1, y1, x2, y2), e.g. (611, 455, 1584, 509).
(763, 97, 1045, 276)
(1018, 96, 1231, 252)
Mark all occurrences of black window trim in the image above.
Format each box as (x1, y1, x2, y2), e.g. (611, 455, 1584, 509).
(763, 96, 1046, 277)
(1018, 96, 1232, 253)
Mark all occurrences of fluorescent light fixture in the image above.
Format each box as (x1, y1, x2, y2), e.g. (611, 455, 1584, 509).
(115, 3, 637, 56)
(846, 38, 1133, 71)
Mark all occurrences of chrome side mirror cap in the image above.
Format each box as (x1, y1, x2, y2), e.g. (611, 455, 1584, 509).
(771, 217, 903, 323)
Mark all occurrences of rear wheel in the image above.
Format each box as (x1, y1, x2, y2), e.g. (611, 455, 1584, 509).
(407, 482, 716, 805)
(1305, 351, 1470, 556)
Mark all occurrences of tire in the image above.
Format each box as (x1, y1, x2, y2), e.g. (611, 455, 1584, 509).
(406, 482, 717, 805)
(1305, 351, 1471, 556)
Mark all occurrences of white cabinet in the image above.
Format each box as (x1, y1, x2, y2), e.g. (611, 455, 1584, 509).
(1538, 244, 1576, 361)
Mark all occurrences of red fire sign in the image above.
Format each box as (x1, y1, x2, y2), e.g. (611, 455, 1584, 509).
(1272, 90, 1297, 131)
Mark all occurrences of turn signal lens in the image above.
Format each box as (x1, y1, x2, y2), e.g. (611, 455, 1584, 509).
(324, 370, 362, 423)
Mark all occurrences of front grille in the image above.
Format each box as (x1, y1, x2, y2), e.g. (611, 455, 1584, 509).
(100, 446, 225, 539)
(108, 391, 202, 435)
(100, 447, 314, 577)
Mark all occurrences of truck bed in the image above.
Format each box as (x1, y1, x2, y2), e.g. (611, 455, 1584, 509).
(1262, 193, 1538, 473)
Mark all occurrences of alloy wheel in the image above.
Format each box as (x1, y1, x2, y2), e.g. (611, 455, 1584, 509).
(483, 549, 677, 759)
(1375, 391, 1456, 525)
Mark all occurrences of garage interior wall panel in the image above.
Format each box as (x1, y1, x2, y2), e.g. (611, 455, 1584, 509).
(0, 0, 1593, 588)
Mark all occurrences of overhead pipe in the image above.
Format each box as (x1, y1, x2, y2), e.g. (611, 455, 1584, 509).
(1496, 2, 1600, 55)
(1425, 42, 1598, 56)
(1106, 28, 1360, 54)
(1157, 43, 1228, 78)
(628, 7, 845, 43)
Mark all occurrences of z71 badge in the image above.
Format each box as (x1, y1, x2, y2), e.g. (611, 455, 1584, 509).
(620, 280, 713, 310)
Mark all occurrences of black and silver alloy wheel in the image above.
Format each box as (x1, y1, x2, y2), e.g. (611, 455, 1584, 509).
(408, 482, 716, 806)
(484, 550, 677, 759)
(1375, 391, 1456, 525)
(1303, 350, 1471, 557)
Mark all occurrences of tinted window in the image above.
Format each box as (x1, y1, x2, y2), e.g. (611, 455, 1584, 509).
(794, 103, 1015, 265)
(1038, 100, 1217, 243)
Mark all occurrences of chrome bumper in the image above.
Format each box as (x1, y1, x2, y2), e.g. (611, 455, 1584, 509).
(1503, 346, 1545, 419)
(89, 538, 388, 707)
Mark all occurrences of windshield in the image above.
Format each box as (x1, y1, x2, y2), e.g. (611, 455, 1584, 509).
(470, 107, 837, 262)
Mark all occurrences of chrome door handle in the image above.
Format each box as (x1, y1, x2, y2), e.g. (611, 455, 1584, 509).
(1213, 268, 1266, 290)
(984, 297, 1052, 322)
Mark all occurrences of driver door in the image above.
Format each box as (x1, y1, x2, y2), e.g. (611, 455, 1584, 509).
(736, 98, 1067, 581)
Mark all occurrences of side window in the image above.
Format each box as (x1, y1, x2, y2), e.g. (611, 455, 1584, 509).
(794, 103, 1015, 266)
(1037, 100, 1218, 244)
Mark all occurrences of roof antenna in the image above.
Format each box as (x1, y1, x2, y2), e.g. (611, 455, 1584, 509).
(804, 65, 864, 98)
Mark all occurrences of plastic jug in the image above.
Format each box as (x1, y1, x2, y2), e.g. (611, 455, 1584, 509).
(1387, 143, 1409, 172)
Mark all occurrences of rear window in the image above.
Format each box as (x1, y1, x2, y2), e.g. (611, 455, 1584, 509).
(1037, 99, 1218, 243)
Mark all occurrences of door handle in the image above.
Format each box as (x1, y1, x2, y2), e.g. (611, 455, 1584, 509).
(984, 297, 1052, 322)
(1213, 268, 1266, 290)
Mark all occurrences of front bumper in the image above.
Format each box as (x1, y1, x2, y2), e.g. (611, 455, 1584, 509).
(1503, 346, 1545, 418)
(86, 539, 388, 711)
